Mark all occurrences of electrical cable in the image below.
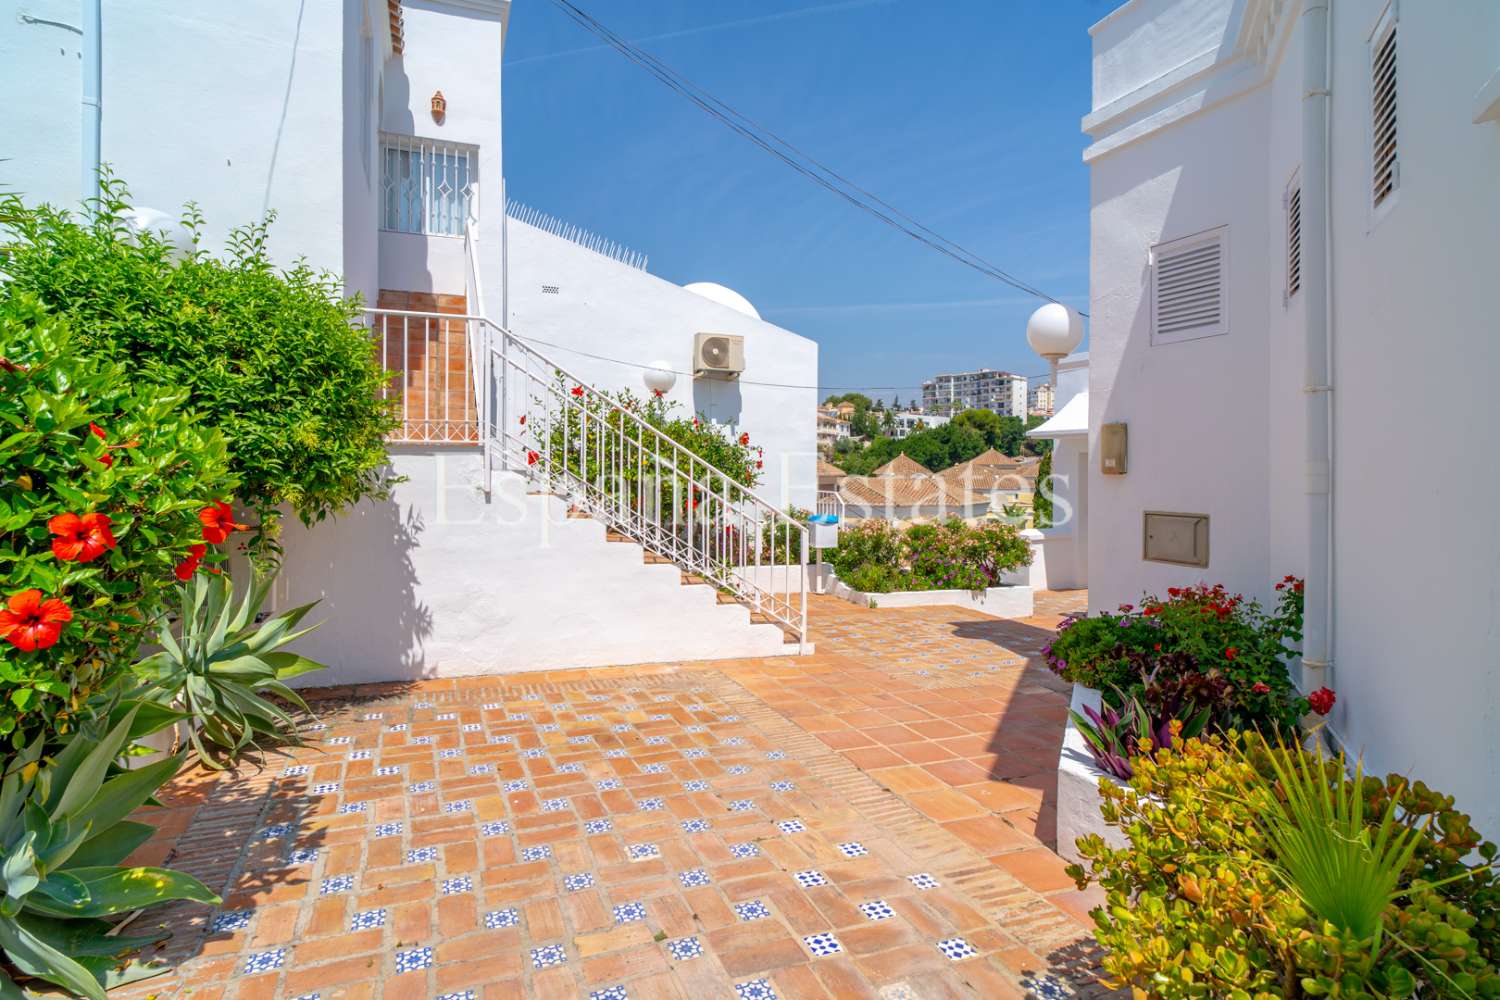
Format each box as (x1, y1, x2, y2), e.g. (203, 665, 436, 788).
(543, 0, 1087, 317)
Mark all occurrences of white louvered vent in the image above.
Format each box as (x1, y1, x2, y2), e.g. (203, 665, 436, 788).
(1150, 227, 1228, 345)
(1286, 183, 1302, 300)
(1371, 16, 1398, 208)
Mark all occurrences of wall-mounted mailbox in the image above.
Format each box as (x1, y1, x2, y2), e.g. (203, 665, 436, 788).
(1101, 422, 1127, 475)
(1143, 511, 1209, 567)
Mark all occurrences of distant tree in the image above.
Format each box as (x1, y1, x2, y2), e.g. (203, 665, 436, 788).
(952, 408, 1002, 445)
(1023, 414, 1052, 456)
(893, 394, 901, 409)
(1034, 448, 1053, 528)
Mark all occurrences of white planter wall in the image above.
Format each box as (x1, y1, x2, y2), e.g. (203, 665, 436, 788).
(829, 575, 1033, 619)
(1056, 685, 1129, 865)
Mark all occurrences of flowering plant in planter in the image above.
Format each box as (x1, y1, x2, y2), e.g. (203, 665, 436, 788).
(827, 518, 1031, 594)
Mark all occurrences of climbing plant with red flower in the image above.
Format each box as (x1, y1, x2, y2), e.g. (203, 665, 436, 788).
(199, 501, 247, 544)
(0, 295, 237, 747)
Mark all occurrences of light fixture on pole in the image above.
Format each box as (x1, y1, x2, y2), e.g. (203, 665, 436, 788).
(1026, 303, 1084, 390)
(642, 361, 676, 396)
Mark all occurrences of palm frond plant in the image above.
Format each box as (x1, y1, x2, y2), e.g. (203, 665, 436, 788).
(0, 707, 219, 1000)
(132, 565, 326, 767)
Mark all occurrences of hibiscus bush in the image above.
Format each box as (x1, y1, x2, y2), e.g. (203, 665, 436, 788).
(0, 295, 237, 748)
(829, 517, 1030, 593)
(0, 179, 398, 542)
(1068, 730, 1500, 998)
(1046, 579, 1311, 734)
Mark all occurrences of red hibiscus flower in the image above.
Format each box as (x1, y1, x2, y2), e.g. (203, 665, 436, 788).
(1251, 681, 1271, 694)
(571, 385, 584, 398)
(48, 512, 117, 563)
(199, 501, 246, 544)
(1224, 647, 1238, 661)
(738, 432, 750, 446)
(526, 450, 540, 466)
(0, 590, 73, 652)
(1308, 687, 1336, 715)
(175, 543, 208, 581)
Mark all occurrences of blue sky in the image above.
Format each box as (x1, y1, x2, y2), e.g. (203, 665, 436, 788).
(503, 1, 1107, 402)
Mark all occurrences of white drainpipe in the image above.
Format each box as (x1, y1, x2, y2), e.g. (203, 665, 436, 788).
(1301, 0, 1336, 704)
(81, 0, 102, 212)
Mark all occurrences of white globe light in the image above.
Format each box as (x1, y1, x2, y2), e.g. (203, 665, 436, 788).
(642, 361, 676, 394)
(122, 206, 195, 260)
(1026, 303, 1084, 360)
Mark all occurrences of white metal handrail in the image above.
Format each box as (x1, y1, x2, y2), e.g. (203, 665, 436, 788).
(363, 307, 809, 649)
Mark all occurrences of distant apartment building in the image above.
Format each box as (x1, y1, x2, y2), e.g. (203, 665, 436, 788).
(922, 369, 1028, 418)
(816, 407, 852, 451)
(1028, 382, 1055, 416)
(890, 411, 950, 440)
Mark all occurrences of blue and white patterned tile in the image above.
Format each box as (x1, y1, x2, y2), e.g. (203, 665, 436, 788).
(484, 908, 520, 929)
(283, 766, 309, 778)
(411, 736, 434, 746)
(768, 780, 795, 792)
(480, 820, 512, 837)
(793, 869, 828, 888)
(243, 949, 285, 974)
(336, 802, 367, 815)
(589, 987, 628, 1000)
(684, 725, 707, 734)
(563, 872, 595, 892)
(540, 797, 571, 813)
(530, 943, 567, 969)
(348, 749, 373, 761)
(285, 847, 319, 865)
(388, 723, 408, 733)
(521, 845, 553, 862)
(362, 712, 384, 721)
(482, 702, 503, 710)
(521, 748, 547, 760)
(734, 978, 778, 1000)
(538, 723, 560, 734)
(777, 819, 806, 834)
(612, 901, 646, 924)
(578, 713, 600, 722)
(648, 714, 670, 722)
(765, 750, 787, 761)
(350, 908, 386, 931)
(727, 799, 756, 812)
(595, 778, 621, 791)
(441, 876, 473, 895)
(859, 900, 895, 921)
(489, 734, 514, 745)
(395, 946, 433, 973)
(467, 763, 493, 776)
(803, 932, 842, 957)
(681, 779, 710, 792)
(408, 780, 436, 794)
(641, 763, 668, 775)
(461, 723, 482, 732)
(1020, 973, 1076, 999)
(443, 799, 473, 814)
(719, 715, 740, 723)
(908, 872, 940, 890)
(507, 713, 529, 721)
(726, 765, 751, 776)
(436, 992, 476, 1000)
(584, 818, 613, 834)
(438, 748, 462, 760)
(415, 702, 434, 709)
(328, 736, 353, 746)
(209, 909, 253, 934)
(304, 723, 328, 732)
(556, 762, 583, 774)
(374, 821, 403, 837)
(720, 737, 746, 747)
(567, 735, 594, 745)
(728, 842, 760, 859)
(626, 843, 660, 862)
(319, 875, 354, 895)
(310, 782, 340, 795)
(406, 846, 439, 864)
(435, 712, 457, 721)
(604, 748, 628, 759)
(375, 765, 402, 777)
(680, 818, 712, 834)
(637, 797, 666, 812)
(653, 695, 673, 703)
(667, 936, 703, 961)
(260, 823, 296, 840)
(837, 842, 868, 858)
(936, 937, 979, 962)
(677, 868, 711, 888)
(733, 900, 771, 922)
(611, 724, 632, 733)
(503, 779, 529, 792)
(682, 748, 709, 759)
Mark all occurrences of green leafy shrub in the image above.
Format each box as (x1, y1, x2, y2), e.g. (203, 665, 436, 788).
(1033, 448, 1053, 528)
(0, 706, 220, 1000)
(0, 296, 237, 748)
(1068, 730, 1499, 999)
(829, 517, 1031, 593)
(132, 566, 325, 766)
(1045, 580, 1308, 733)
(0, 180, 398, 538)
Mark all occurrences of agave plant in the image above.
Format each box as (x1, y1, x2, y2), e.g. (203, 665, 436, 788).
(0, 707, 218, 999)
(132, 565, 326, 767)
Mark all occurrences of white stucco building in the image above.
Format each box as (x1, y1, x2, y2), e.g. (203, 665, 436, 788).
(1084, 0, 1498, 832)
(1, 0, 820, 678)
(889, 410, 950, 440)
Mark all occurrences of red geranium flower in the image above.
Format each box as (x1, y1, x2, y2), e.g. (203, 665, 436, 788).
(571, 385, 584, 398)
(174, 543, 207, 581)
(48, 512, 117, 563)
(199, 501, 246, 544)
(1224, 647, 1238, 661)
(518, 415, 526, 426)
(1308, 687, 1336, 715)
(0, 590, 72, 652)
(755, 460, 763, 469)
(652, 388, 665, 398)
(738, 432, 750, 446)
(526, 450, 540, 466)
(1252, 681, 1271, 694)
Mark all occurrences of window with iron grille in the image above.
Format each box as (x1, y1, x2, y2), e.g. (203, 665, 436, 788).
(380, 134, 476, 236)
(1286, 178, 1302, 300)
(1370, 10, 1398, 210)
(1150, 226, 1228, 345)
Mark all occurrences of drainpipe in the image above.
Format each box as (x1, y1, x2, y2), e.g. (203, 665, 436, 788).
(81, 0, 102, 213)
(1301, 0, 1336, 708)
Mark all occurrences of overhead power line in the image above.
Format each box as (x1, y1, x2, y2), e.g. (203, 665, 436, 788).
(544, 0, 1087, 317)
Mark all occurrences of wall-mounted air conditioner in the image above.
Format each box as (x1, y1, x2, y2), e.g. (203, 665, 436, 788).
(694, 332, 744, 379)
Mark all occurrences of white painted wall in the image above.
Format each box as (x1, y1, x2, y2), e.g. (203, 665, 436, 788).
(272, 458, 792, 683)
(1028, 353, 1090, 591)
(1085, 0, 1500, 833)
(508, 220, 820, 512)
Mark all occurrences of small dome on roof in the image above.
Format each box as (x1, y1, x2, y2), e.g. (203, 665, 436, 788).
(683, 282, 760, 320)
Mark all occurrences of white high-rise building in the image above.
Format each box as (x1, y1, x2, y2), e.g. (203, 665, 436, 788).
(921, 369, 1028, 417)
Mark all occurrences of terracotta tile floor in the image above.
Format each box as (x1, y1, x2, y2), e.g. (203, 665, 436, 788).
(122, 590, 1113, 1000)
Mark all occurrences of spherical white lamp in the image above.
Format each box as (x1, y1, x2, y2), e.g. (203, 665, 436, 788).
(1026, 302, 1084, 388)
(642, 361, 677, 395)
(122, 206, 195, 260)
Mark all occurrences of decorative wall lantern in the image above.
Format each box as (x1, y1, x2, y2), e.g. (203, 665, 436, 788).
(430, 90, 447, 124)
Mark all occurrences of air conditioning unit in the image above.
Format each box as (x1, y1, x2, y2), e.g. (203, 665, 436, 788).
(694, 332, 745, 379)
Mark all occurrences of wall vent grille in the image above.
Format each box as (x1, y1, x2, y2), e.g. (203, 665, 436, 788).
(1372, 19, 1399, 207)
(1287, 184, 1302, 299)
(1150, 227, 1228, 344)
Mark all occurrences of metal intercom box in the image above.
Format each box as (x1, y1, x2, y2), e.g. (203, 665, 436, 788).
(1100, 422, 1127, 475)
(1143, 511, 1210, 567)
